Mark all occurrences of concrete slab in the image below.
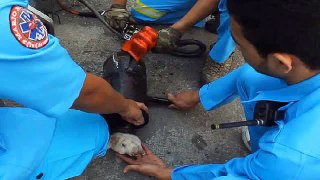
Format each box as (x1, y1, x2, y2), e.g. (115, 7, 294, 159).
(51, 1, 248, 179)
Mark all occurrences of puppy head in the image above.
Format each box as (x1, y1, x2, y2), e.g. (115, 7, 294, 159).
(109, 133, 143, 156)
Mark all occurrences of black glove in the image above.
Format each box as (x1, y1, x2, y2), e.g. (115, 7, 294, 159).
(153, 27, 182, 53)
(104, 4, 136, 32)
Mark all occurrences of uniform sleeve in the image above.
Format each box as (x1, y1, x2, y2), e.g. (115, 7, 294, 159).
(171, 142, 302, 180)
(199, 64, 250, 111)
(0, 5, 86, 117)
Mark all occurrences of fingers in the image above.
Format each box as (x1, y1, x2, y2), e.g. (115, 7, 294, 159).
(116, 153, 137, 165)
(123, 165, 141, 174)
(168, 104, 178, 109)
(167, 93, 176, 102)
(124, 165, 156, 177)
(137, 145, 146, 156)
(127, 101, 146, 126)
(135, 153, 142, 159)
(133, 119, 143, 126)
(136, 102, 149, 113)
(128, 117, 143, 126)
(124, 164, 160, 177)
(136, 110, 144, 125)
(141, 144, 152, 155)
(168, 93, 179, 109)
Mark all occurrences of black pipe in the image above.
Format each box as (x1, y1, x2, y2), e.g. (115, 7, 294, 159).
(170, 39, 207, 57)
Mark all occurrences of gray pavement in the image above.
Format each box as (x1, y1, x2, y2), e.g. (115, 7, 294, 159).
(52, 1, 248, 179)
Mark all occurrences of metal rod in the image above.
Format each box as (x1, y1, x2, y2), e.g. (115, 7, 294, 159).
(147, 97, 172, 105)
(77, 0, 122, 38)
(211, 120, 263, 130)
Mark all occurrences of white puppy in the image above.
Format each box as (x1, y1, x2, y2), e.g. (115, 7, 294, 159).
(108, 132, 144, 156)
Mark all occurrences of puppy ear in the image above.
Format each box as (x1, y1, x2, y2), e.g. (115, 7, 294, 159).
(109, 134, 121, 148)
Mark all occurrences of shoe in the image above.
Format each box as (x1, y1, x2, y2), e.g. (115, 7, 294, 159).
(200, 49, 244, 84)
(200, 56, 224, 84)
(205, 13, 220, 34)
(241, 126, 251, 151)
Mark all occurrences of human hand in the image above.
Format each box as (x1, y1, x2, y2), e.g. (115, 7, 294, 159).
(120, 99, 148, 126)
(153, 27, 182, 53)
(167, 91, 200, 110)
(104, 4, 136, 32)
(116, 144, 172, 180)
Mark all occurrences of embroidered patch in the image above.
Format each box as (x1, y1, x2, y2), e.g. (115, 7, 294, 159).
(10, 6, 48, 49)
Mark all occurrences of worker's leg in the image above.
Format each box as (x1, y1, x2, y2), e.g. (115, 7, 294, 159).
(131, 0, 205, 27)
(31, 110, 109, 180)
(0, 108, 56, 179)
(235, 65, 286, 152)
(209, 0, 236, 63)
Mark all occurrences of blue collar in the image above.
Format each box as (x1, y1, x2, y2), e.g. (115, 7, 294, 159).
(244, 73, 320, 103)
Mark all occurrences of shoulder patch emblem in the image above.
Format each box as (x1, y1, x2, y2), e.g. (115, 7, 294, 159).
(10, 6, 49, 49)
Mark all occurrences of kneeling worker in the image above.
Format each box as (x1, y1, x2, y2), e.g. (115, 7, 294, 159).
(118, 0, 320, 179)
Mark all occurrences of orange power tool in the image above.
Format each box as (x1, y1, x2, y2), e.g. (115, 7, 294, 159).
(121, 26, 158, 61)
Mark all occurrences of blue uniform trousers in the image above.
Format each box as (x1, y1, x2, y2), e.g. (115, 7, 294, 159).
(0, 108, 109, 180)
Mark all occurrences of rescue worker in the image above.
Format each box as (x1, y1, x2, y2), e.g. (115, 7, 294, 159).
(117, 0, 320, 179)
(104, 0, 236, 82)
(0, 0, 147, 179)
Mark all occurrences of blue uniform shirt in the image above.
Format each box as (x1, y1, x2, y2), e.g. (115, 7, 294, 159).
(0, 0, 89, 179)
(0, 0, 86, 117)
(172, 64, 320, 179)
(209, 0, 236, 63)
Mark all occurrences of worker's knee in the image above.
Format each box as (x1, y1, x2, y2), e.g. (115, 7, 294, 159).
(92, 116, 109, 157)
(56, 110, 110, 158)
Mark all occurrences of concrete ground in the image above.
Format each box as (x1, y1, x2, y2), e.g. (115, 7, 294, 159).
(49, 1, 248, 179)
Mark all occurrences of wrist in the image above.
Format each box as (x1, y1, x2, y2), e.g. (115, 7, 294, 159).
(171, 22, 188, 33)
(192, 90, 200, 104)
(111, 4, 126, 9)
(112, 0, 127, 6)
(155, 167, 173, 180)
(118, 98, 131, 115)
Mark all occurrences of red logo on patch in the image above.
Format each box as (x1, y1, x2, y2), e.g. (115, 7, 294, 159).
(10, 6, 48, 49)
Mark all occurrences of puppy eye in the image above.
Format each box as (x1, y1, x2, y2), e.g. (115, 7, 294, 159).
(122, 143, 126, 147)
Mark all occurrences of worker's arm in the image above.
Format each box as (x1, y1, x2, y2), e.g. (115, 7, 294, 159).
(199, 64, 252, 111)
(172, 0, 219, 33)
(154, 0, 220, 55)
(112, 0, 127, 5)
(171, 142, 303, 179)
(1, 5, 145, 125)
(117, 140, 303, 179)
(73, 73, 147, 125)
(168, 64, 251, 111)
